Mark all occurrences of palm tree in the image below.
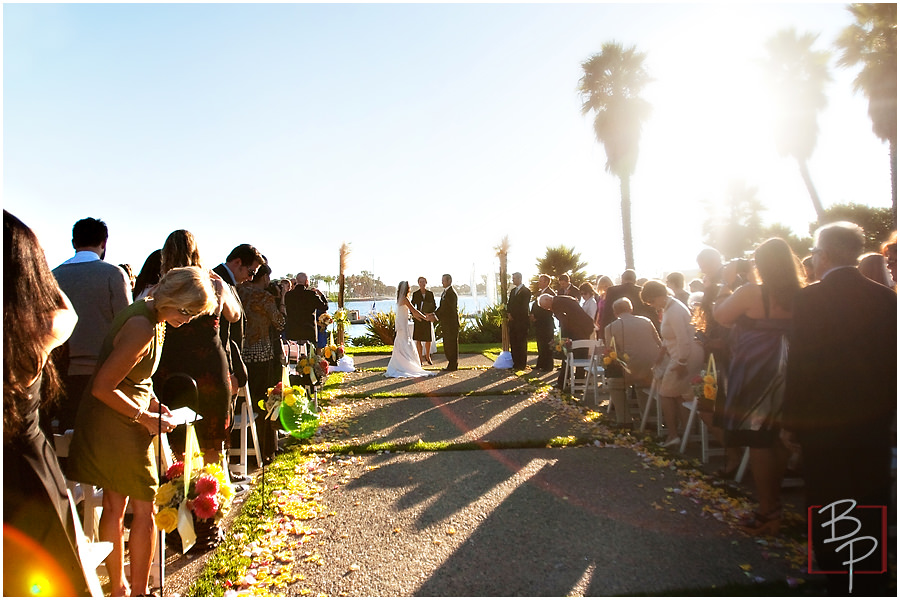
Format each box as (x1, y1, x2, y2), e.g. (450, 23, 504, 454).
(835, 3, 898, 219)
(701, 179, 766, 259)
(761, 29, 831, 221)
(530, 245, 588, 293)
(578, 42, 652, 270)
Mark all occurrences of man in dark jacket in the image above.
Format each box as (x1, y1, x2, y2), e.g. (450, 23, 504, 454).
(600, 269, 659, 331)
(284, 272, 329, 345)
(781, 222, 896, 596)
(530, 274, 556, 371)
(507, 272, 532, 370)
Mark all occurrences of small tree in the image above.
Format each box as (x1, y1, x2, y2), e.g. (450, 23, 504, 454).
(810, 202, 895, 251)
(530, 245, 588, 292)
(701, 180, 766, 259)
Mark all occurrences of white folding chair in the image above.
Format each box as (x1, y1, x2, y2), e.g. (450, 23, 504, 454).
(565, 340, 604, 399)
(679, 397, 752, 481)
(639, 377, 664, 437)
(55, 431, 164, 589)
(226, 384, 262, 475)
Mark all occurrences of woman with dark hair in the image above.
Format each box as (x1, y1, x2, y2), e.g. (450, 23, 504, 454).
(133, 249, 162, 300)
(713, 237, 804, 535)
(68, 266, 215, 596)
(385, 281, 431, 378)
(579, 281, 599, 322)
(3, 210, 96, 596)
(237, 263, 285, 463)
(641, 280, 704, 448)
(152, 229, 241, 465)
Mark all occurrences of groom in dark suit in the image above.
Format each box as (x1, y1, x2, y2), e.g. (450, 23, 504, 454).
(781, 222, 896, 596)
(428, 274, 459, 371)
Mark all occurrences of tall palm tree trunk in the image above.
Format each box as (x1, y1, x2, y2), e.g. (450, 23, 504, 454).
(620, 176, 635, 270)
(797, 159, 825, 221)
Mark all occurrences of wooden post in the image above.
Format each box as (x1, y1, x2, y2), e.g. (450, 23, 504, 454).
(338, 243, 349, 345)
(495, 236, 510, 353)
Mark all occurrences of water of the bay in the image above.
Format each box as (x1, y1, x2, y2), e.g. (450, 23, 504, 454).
(327, 295, 495, 341)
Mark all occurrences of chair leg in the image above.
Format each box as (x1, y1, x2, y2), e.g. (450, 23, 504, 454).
(640, 381, 656, 432)
(679, 400, 698, 454)
(734, 446, 751, 483)
(246, 399, 261, 468)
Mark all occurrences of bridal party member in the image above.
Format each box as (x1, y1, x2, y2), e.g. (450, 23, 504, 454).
(386, 281, 432, 378)
(4, 210, 95, 596)
(68, 267, 215, 597)
(507, 272, 532, 370)
(412, 276, 436, 365)
(428, 274, 460, 371)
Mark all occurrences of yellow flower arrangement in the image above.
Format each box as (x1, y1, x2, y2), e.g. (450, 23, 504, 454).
(154, 507, 179, 533)
(154, 482, 177, 506)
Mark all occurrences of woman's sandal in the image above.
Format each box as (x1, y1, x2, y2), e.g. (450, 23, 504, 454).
(738, 507, 782, 536)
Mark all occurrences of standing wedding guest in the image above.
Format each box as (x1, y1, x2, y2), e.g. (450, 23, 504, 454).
(857, 252, 894, 288)
(781, 222, 896, 596)
(133, 249, 162, 300)
(800, 255, 817, 284)
(4, 211, 96, 597)
(507, 272, 532, 370)
(412, 276, 437, 365)
(640, 281, 703, 448)
(601, 269, 658, 331)
(238, 263, 285, 464)
(713, 238, 802, 535)
(285, 272, 329, 347)
(119, 263, 136, 294)
(68, 267, 215, 597)
(537, 294, 596, 389)
(579, 281, 599, 322)
(51, 217, 132, 433)
(556, 273, 577, 298)
(881, 231, 896, 285)
(603, 297, 661, 424)
(213, 244, 265, 396)
(594, 275, 614, 329)
(530, 274, 556, 372)
(152, 230, 242, 465)
(665, 272, 690, 305)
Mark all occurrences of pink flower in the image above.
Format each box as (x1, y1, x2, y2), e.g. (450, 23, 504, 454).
(192, 493, 219, 520)
(194, 474, 219, 496)
(166, 462, 184, 480)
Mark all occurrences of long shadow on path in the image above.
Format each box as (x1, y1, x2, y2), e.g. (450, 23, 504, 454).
(346, 448, 791, 596)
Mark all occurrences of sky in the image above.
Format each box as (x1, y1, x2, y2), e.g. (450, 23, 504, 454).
(3, 2, 892, 289)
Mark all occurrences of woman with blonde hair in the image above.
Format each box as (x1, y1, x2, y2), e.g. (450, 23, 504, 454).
(68, 266, 215, 596)
(713, 237, 803, 535)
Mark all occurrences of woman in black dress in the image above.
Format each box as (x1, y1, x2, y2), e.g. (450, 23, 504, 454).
(411, 276, 436, 365)
(152, 230, 242, 465)
(3, 210, 95, 596)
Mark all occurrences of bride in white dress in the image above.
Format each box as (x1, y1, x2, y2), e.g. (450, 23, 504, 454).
(386, 281, 433, 378)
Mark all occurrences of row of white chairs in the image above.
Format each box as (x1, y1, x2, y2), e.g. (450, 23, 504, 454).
(556, 342, 753, 483)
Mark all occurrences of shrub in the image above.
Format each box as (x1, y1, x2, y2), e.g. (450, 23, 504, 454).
(366, 310, 396, 345)
(463, 303, 503, 343)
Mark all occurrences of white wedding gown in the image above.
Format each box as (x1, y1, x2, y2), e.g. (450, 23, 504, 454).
(386, 303, 432, 378)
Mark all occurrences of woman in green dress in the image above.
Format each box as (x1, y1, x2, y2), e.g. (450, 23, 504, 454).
(68, 266, 215, 597)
